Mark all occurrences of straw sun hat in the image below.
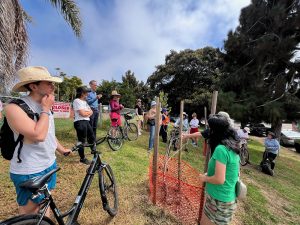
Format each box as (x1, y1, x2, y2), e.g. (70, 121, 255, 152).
(12, 66, 62, 92)
(111, 90, 121, 96)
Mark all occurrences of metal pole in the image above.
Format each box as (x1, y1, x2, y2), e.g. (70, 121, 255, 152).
(152, 97, 160, 204)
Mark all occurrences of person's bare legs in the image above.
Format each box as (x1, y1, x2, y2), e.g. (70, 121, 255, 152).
(19, 200, 39, 215)
(200, 212, 215, 225)
(19, 199, 51, 217)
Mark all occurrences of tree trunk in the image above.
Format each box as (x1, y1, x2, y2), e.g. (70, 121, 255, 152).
(271, 120, 282, 139)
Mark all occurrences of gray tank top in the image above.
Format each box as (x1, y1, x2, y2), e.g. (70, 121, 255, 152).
(10, 96, 57, 174)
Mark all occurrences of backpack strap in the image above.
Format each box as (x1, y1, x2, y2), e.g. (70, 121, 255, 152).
(9, 99, 39, 163)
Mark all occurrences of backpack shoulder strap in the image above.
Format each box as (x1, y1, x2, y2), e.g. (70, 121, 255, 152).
(9, 99, 39, 120)
(8, 99, 39, 163)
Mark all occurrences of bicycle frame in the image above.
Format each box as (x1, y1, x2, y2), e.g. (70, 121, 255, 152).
(35, 150, 107, 225)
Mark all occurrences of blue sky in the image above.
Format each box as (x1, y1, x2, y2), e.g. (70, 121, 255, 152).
(20, 0, 251, 85)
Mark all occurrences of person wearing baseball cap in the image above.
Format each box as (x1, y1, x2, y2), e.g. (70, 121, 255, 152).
(160, 108, 170, 143)
(147, 100, 161, 152)
(261, 131, 280, 175)
(73, 86, 96, 165)
(5, 66, 71, 216)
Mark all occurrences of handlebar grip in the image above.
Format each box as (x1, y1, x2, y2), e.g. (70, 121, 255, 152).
(63, 152, 71, 156)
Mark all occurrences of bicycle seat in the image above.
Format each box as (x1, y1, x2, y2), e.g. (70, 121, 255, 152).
(19, 168, 60, 192)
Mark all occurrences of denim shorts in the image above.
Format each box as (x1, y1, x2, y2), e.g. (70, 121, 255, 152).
(10, 161, 57, 206)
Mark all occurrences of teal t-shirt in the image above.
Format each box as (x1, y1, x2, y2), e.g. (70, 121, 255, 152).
(206, 144, 240, 202)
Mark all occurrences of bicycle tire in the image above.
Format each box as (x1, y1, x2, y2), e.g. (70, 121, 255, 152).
(99, 164, 118, 217)
(107, 127, 123, 151)
(240, 147, 249, 166)
(126, 123, 138, 141)
(0, 214, 54, 225)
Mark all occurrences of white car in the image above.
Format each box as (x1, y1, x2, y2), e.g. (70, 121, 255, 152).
(280, 130, 300, 146)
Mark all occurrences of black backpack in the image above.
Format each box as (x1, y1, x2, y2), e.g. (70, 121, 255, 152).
(261, 159, 274, 176)
(0, 99, 39, 163)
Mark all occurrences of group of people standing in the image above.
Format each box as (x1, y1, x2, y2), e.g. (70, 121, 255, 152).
(146, 107, 202, 152)
(73, 82, 125, 164)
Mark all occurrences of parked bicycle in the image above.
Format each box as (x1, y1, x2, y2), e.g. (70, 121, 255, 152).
(107, 113, 138, 151)
(165, 126, 190, 157)
(239, 139, 250, 166)
(0, 140, 118, 225)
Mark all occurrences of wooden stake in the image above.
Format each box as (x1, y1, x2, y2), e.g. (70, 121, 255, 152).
(152, 97, 160, 204)
(178, 100, 184, 181)
(210, 91, 218, 115)
(198, 91, 218, 223)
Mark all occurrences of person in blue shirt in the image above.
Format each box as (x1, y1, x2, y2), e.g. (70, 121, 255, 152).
(86, 80, 102, 138)
(262, 131, 280, 171)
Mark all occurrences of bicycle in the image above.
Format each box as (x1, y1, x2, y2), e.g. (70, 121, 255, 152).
(165, 126, 190, 158)
(0, 140, 118, 225)
(239, 139, 250, 166)
(107, 113, 138, 151)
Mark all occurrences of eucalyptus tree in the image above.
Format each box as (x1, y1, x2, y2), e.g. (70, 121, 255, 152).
(0, 0, 82, 94)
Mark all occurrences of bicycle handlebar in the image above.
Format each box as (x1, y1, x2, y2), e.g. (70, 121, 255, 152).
(70, 136, 107, 153)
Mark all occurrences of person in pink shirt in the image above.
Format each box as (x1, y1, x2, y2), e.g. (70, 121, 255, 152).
(109, 90, 124, 127)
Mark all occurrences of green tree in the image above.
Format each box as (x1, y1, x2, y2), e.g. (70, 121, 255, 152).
(0, 0, 82, 94)
(147, 47, 224, 115)
(58, 73, 83, 102)
(97, 71, 151, 110)
(221, 0, 300, 135)
(97, 79, 120, 105)
(159, 91, 171, 113)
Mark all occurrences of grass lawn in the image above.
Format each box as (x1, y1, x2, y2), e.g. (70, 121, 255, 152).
(0, 118, 300, 225)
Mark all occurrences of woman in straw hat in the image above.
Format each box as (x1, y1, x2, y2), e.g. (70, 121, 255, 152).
(109, 90, 124, 128)
(4, 66, 71, 216)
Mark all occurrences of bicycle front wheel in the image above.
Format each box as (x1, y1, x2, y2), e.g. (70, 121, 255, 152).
(240, 147, 249, 166)
(107, 127, 124, 151)
(99, 164, 118, 217)
(1, 214, 54, 225)
(126, 123, 138, 141)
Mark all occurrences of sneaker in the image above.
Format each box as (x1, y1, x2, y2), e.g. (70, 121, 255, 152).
(139, 132, 142, 135)
(80, 158, 90, 165)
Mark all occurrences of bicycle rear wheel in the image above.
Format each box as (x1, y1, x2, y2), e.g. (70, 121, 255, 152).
(99, 164, 118, 217)
(240, 147, 249, 166)
(126, 123, 138, 141)
(107, 127, 123, 151)
(1, 214, 54, 225)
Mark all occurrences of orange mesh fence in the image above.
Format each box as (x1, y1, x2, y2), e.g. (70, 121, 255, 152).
(149, 155, 205, 225)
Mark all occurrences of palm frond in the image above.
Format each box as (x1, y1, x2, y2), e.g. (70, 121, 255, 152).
(48, 0, 82, 37)
(0, 0, 28, 94)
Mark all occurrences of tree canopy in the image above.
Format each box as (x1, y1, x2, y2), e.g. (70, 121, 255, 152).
(220, 0, 300, 133)
(147, 47, 224, 115)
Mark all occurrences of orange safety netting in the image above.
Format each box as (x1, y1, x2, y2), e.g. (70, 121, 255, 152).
(149, 154, 205, 225)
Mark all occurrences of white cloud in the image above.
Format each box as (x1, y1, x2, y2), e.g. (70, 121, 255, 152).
(24, 0, 251, 85)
